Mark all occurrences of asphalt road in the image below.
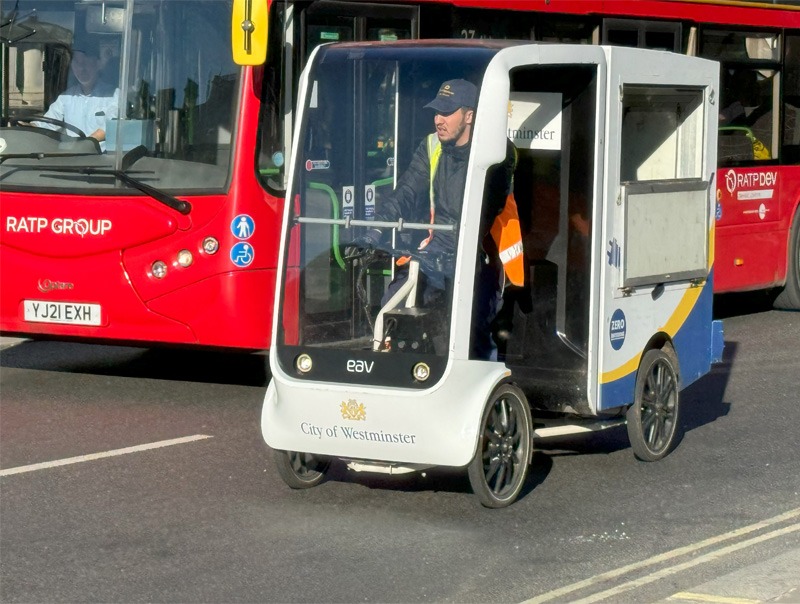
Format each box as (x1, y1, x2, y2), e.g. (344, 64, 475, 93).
(1, 298, 798, 603)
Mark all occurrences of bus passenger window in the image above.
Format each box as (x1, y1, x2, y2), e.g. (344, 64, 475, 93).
(305, 20, 354, 60)
(718, 68, 776, 162)
(602, 19, 681, 52)
(783, 34, 800, 163)
(702, 30, 780, 163)
(534, 17, 595, 44)
(366, 21, 412, 42)
(605, 28, 638, 48)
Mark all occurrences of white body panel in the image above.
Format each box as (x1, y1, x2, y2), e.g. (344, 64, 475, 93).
(596, 48, 719, 410)
(263, 360, 509, 467)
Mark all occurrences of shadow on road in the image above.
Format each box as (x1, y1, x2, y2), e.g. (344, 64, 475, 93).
(0, 340, 269, 387)
(679, 339, 735, 435)
(524, 340, 737, 465)
(714, 290, 778, 319)
(320, 450, 554, 505)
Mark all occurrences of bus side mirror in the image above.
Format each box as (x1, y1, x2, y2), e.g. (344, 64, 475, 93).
(231, 0, 268, 66)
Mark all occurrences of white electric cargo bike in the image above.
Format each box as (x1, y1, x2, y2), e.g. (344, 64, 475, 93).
(263, 40, 725, 508)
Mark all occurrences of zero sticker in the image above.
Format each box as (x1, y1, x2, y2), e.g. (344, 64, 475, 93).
(609, 308, 626, 351)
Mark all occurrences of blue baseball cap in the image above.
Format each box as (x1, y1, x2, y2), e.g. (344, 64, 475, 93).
(424, 79, 478, 114)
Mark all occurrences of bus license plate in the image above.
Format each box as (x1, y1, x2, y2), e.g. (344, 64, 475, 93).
(23, 300, 102, 326)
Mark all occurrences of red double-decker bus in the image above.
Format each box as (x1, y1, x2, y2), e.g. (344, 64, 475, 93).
(2, 0, 798, 351)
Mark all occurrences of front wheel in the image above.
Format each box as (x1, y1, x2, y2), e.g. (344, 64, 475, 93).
(273, 449, 330, 489)
(468, 384, 533, 508)
(774, 208, 800, 310)
(626, 347, 681, 461)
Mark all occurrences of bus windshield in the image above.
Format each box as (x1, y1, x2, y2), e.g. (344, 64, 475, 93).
(1, 0, 238, 191)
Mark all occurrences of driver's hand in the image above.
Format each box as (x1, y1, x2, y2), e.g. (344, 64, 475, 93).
(88, 128, 106, 142)
(344, 228, 382, 260)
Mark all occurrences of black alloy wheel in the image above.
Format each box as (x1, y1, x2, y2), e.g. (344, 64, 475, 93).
(468, 384, 533, 508)
(626, 346, 681, 461)
(273, 449, 331, 489)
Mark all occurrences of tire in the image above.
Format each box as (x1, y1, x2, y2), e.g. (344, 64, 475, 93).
(468, 384, 533, 508)
(774, 208, 800, 310)
(626, 347, 681, 462)
(273, 449, 330, 489)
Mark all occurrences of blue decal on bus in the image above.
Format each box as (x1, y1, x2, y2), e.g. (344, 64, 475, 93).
(230, 242, 254, 267)
(610, 309, 626, 351)
(231, 214, 255, 240)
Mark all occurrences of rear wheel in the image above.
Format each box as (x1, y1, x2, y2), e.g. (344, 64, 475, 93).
(273, 449, 330, 489)
(774, 208, 800, 310)
(626, 347, 680, 461)
(468, 384, 532, 508)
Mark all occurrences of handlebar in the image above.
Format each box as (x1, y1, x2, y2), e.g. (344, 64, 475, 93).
(342, 242, 454, 272)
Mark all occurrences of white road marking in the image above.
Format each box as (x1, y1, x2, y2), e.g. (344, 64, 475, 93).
(521, 507, 800, 604)
(569, 523, 800, 604)
(0, 434, 213, 477)
(0, 337, 28, 350)
(668, 592, 760, 604)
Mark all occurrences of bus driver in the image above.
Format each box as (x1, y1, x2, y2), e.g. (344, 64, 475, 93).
(33, 38, 119, 148)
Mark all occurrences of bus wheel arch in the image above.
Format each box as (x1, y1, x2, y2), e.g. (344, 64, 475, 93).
(626, 339, 682, 462)
(774, 204, 800, 310)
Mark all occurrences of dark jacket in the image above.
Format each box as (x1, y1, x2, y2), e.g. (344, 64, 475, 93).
(376, 136, 514, 255)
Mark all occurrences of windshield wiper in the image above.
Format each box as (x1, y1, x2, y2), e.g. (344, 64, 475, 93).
(112, 145, 191, 215)
(104, 167, 192, 215)
(10, 146, 192, 215)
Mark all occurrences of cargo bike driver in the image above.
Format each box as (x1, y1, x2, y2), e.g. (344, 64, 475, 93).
(263, 41, 723, 508)
(348, 77, 523, 362)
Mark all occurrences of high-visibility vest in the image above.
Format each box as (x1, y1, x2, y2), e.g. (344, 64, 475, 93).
(751, 136, 771, 160)
(426, 133, 525, 286)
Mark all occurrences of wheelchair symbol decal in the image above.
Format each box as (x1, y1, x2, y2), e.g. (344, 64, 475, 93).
(230, 242, 255, 267)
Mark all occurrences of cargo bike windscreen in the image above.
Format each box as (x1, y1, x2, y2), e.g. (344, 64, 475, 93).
(275, 46, 495, 387)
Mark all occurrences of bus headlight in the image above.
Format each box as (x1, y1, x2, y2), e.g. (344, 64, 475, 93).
(151, 261, 167, 279)
(177, 249, 194, 267)
(202, 237, 219, 254)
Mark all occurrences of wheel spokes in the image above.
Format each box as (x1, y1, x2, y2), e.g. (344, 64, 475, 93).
(493, 460, 508, 491)
(484, 424, 503, 446)
(288, 451, 321, 478)
(485, 453, 504, 486)
(481, 397, 526, 495)
(640, 359, 678, 452)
